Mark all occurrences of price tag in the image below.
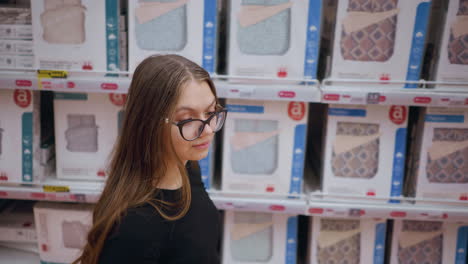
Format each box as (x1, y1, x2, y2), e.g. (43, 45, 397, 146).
(43, 185, 70, 193)
(366, 93, 381, 104)
(37, 70, 68, 89)
(227, 86, 254, 99)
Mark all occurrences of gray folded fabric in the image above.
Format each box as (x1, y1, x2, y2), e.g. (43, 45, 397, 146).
(65, 114, 98, 153)
(231, 119, 278, 174)
(231, 212, 273, 262)
(237, 0, 291, 55)
(135, 0, 187, 51)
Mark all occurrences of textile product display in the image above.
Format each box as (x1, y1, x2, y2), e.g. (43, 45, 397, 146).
(448, 0, 468, 65)
(426, 128, 468, 183)
(230, 119, 279, 175)
(237, 0, 291, 55)
(340, 0, 398, 62)
(332, 122, 380, 179)
(230, 212, 273, 262)
(40, 0, 86, 44)
(134, 0, 188, 51)
(317, 219, 361, 264)
(64, 114, 98, 153)
(34, 202, 93, 263)
(397, 221, 443, 264)
(62, 221, 89, 249)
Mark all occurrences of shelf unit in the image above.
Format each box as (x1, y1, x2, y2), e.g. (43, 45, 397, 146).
(1, 178, 467, 222)
(1, 69, 468, 222)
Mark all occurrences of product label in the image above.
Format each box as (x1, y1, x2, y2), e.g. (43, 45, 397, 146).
(329, 108, 366, 117)
(14, 89, 31, 108)
(54, 92, 88, 101)
(227, 104, 264, 114)
(425, 114, 465, 123)
(389, 106, 407, 125)
(288, 102, 306, 121)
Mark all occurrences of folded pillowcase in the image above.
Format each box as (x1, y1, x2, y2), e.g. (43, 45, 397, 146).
(317, 219, 361, 264)
(340, 0, 399, 62)
(332, 122, 380, 179)
(230, 119, 279, 175)
(41, 0, 86, 44)
(448, 0, 468, 65)
(65, 114, 98, 153)
(398, 220, 443, 264)
(62, 220, 90, 249)
(135, 0, 188, 51)
(230, 212, 273, 262)
(426, 128, 468, 183)
(237, 0, 291, 55)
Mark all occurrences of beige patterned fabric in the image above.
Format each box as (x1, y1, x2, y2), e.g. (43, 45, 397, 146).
(318, 219, 360, 264)
(448, 0, 468, 65)
(332, 122, 379, 178)
(426, 128, 468, 183)
(340, 0, 398, 62)
(398, 221, 442, 264)
(40, 0, 86, 44)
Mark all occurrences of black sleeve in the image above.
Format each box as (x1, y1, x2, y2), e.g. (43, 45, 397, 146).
(98, 209, 169, 264)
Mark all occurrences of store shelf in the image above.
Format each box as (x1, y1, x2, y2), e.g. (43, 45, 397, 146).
(306, 194, 468, 222)
(1, 179, 468, 221)
(0, 70, 322, 102)
(322, 79, 468, 108)
(214, 77, 321, 102)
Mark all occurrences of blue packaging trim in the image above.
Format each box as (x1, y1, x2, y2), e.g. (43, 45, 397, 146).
(289, 124, 306, 194)
(390, 128, 407, 203)
(285, 216, 298, 264)
(455, 226, 468, 264)
(22, 112, 33, 182)
(303, 0, 322, 79)
(405, 2, 431, 88)
(106, 0, 119, 72)
(373, 222, 387, 264)
(202, 0, 217, 73)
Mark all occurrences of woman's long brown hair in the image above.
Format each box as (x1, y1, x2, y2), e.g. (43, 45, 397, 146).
(73, 55, 218, 264)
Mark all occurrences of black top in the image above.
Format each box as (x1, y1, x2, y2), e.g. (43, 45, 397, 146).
(99, 162, 221, 264)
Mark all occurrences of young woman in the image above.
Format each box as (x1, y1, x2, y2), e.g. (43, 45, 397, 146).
(74, 55, 226, 264)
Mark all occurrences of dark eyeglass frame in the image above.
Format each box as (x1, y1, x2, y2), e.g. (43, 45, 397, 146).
(165, 108, 228, 141)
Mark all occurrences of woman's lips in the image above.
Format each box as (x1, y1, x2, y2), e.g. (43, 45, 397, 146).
(193, 141, 210, 150)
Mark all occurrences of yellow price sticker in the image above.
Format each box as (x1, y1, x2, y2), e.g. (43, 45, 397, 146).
(43, 185, 70, 193)
(37, 70, 68, 89)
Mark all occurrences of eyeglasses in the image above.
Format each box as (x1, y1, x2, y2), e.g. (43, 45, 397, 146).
(166, 109, 227, 141)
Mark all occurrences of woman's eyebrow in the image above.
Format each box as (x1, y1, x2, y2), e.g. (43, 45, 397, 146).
(175, 99, 217, 113)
